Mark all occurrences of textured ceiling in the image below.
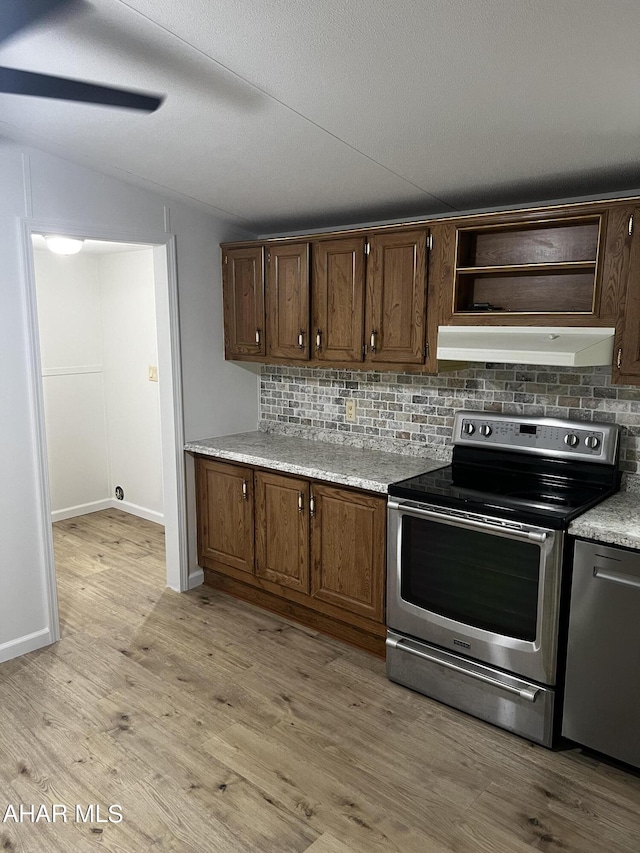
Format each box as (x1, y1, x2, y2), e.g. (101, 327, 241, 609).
(2, 0, 640, 233)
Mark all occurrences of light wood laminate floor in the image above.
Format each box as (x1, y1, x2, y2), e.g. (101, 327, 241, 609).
(1, 509, 639, 852)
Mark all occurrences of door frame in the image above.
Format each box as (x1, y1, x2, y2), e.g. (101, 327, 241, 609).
(21, 218, 190, 645)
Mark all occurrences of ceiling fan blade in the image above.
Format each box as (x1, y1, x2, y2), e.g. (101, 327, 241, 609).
(0, 66, 163, 111)
(1, 0, 80, 45)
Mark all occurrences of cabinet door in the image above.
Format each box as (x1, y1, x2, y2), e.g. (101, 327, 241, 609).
(310, 484, 385, 622)
(613, 207, 640, 384)
(423, 222, 451, 372)
(596, 206, 635, 326)
(222, 246, 265, 357)
(365, 230, 427, 363)
(312, 238, 365, 362)
(266, 242, 310, 359)
(196, 458, 254, 575)
(255, 471, 309, 593)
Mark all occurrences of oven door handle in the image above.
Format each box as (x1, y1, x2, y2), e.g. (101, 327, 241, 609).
(387, 636, 541, 703)
(388, 500, 549, 544)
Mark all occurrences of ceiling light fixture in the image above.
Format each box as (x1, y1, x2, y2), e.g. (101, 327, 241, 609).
(44, 235, 84, 255)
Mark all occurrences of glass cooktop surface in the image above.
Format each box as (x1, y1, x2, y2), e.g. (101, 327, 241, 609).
(389, 461, 618, 528)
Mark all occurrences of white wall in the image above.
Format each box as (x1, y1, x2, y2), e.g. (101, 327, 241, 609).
(0, 141, 259, 663)
(34, 250, 110, 517)
(99, 250, 163, 520)
(34, 247, 165, 522)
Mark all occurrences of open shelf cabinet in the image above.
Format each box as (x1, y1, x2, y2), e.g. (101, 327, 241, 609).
(452, 216, 603, 316)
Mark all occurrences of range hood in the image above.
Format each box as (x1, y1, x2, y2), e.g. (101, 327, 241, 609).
(437, 326, 616, 367)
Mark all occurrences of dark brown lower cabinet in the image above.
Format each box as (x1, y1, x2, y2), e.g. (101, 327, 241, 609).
(195, 456, 386, 654)
(255, 470, 309, 593)
(196, 457, 254, 575)
(310, 483, 385, 623)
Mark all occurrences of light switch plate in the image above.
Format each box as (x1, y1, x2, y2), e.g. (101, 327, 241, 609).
(148, 366, 158, 382)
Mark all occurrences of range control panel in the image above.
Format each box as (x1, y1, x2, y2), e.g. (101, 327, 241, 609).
(453, 411, 619, 465)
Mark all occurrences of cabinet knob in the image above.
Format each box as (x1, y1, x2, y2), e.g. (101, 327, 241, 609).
(370, 330, 378, 353)
(242, 479, 249, 500)
(309, 495, 316, 517)
(316, 329, 322, 350)
(298, 492, 304, 513)
(255, 329, 261, 346)
(298, 331, 305, 349)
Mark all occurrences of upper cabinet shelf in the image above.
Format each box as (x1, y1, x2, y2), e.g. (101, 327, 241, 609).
(452, 216, 603, 316)
(457, 261, 596, 275)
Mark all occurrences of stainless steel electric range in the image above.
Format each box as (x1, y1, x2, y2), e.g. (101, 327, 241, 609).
(386, 411, 621, 746)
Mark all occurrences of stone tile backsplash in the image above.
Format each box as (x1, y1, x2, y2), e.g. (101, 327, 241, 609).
(259, 364, 640, 475)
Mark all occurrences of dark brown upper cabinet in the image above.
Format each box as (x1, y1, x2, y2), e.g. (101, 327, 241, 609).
(222, 245, 265, 358)
(364, 229, 428, 364)
(312, 237, 366, 363)
(441, 208, 620, 326)
(221, 196, 640, 375)
(266, 242, 310, 360)
(612, 207, 640, 384)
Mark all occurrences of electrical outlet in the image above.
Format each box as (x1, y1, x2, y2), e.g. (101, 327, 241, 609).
(148, 365, 158, 382)
(346, 400, 357, 422)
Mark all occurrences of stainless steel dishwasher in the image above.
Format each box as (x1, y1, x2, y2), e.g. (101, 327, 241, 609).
(562, 539, 640, 768)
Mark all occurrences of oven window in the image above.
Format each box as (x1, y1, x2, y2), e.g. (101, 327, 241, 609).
(400, 516, 540, 640)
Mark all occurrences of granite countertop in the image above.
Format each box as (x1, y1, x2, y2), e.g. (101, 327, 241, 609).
(185, 431, 445, 493)
(569, 490, 640, 550)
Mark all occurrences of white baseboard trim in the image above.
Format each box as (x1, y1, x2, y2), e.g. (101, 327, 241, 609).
(188, 568, 204, 590)
(52, 499, 165, 525)
(0, 628, 53, 664)
(52, 499, 113, 522)
(114, 500, 165, 525)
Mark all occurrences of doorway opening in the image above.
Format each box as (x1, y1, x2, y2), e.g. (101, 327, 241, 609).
(24, 225, 188, 646)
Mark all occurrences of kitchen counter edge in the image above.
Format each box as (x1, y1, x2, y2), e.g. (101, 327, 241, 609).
(569, 490, 640, 550)
(185, 431, 445, 494)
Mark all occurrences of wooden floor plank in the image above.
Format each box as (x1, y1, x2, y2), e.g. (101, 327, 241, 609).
(1, 508, 639, 853)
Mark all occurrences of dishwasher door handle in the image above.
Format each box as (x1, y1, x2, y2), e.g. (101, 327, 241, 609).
(593, 565, 640, 590)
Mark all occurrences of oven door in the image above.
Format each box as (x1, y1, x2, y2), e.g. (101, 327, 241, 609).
(387, 499, 564, 685)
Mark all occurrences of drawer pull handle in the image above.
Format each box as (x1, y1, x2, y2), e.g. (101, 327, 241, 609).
(389, 638, 540, 702)
(242, 480, 248, 500)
